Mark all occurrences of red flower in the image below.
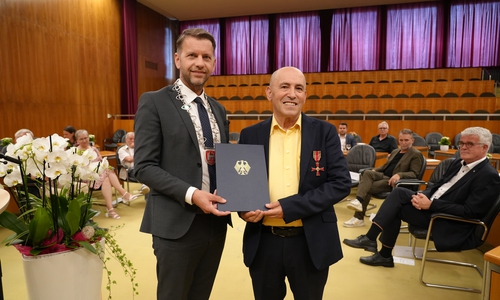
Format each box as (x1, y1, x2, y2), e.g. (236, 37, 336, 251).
(13, 244, 33, 256)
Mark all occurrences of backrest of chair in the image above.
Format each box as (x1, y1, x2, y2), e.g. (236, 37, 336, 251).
(425, 132, 443, 151)
(476, 195, 500, 242)
(417, 153, 427, 180)
(112, 129, 127, 143)
(428, 158, 455, 187)
(413, 136, 428, 147)
(116, 145, 125, 171)
(492, 133, 500, 154)
(345, 144, 376, 172)
(229, 132, 240, 143)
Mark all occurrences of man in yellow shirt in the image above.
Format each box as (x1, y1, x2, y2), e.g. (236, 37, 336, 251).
(239, 67, 351, 300)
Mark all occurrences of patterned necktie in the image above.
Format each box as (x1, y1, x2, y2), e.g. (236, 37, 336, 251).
(194, 97, 216, 193)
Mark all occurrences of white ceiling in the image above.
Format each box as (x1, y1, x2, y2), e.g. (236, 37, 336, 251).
(137, 0, 430, 21)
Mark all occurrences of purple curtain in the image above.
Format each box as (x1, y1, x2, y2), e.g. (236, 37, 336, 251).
(121, 0, 138, 115)
(225, 16, 269, 74)
(329, 7, 381, 71)
(180, 20, 222, 75)
(275, 12, 321, 72)
(385, 2, 444, 70)
(447, 0, 500, 67)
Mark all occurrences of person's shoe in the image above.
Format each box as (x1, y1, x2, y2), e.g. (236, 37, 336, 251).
(343, 217, 365, 228)
(139, 185, 150, 195)
(121, 192, 139, 206)
(360, 252, 394, 268)
(343, 235, 377, 252)
(347, 199, 363, 212)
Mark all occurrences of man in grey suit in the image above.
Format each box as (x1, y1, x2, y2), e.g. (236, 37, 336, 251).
(134, 28, 231, 300)
(344, 129, 424, 228)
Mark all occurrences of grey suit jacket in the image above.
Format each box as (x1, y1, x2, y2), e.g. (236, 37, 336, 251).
(134, 85, 230, 239)
(375, 147, 424, 179)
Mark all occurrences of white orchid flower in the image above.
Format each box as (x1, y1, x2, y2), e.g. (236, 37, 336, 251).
(47, 150, 68, 165)
(3, 168, 22, 187)
(45, 162, 68, 179)
(49, 134, 68, 151)
(32, 138, 50, 153)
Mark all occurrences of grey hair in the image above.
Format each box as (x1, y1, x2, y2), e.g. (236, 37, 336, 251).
(378, 121, 389, 129)
(75, 129, 88, 139)
(125, 132, 134, 139)
(399, 128, 414, 136)
(461, 127, 492, 147)
(14, 129, 34, 139)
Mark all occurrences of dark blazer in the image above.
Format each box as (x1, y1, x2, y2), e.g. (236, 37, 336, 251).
(344, 134, 357, 147)
(422, 158, 500, 251)
(134, 85, 230, 240)
(375, 147, 424, 179)
(239, 113, 351, 270)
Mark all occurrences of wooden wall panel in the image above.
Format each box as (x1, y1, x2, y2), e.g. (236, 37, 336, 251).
(0, 0, 121, 145)
(137, 3, 177, 98)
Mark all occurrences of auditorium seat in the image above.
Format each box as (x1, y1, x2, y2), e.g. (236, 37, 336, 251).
(416, 110, 433, 120)
(383, 109, 401, 120)
(218, 96, 229, 100)
(452, 78, 464, 81)
(230, 96, 241, 100)
(207, 84, 215, 87)
(443, 92, 458, 97)
(307, 95, 320, 99)
(380, 94, 393, 98)
(402, 109, 417, 120)
(378, 80, 389, 83)
(407, 79, 418, 83)
(351, 80, 361, 84)
(461, 92, 476, 97)
(251, 83, 260, 86)
(350, 94, 363, 99)
(472, 109, 488, 120)
(469, 78, 481, 81)
(228, 84, 237, 87)
(392, 80, 403, 83)
(366, 110, 381, 120)
(480, 92, 496, 97)
(311, 82, 321, 85)
(421, 79, 432, 82)
(450, 110, 469, 120)
(242, 95, 253, 100)
(426, 93, 441, 98)
(395, 93, 409, 98)
(350, 110, 364, 120)
(324, 81, 335, 84)
(410, 93, 425, 98)
(365, 94, 378, 98)
(217, 84, 225, 87)
(364, 80, 375, 84)
(338, 81, 348, 84)
(321, 94, 334, 99)
(491, 110, 500, 121)
(332, 110, 348, 120)
(239, 83, 248, 87)
(436, 78, 447, 82)
(337, 94, 348, 99)
(255, 95, 267, 100)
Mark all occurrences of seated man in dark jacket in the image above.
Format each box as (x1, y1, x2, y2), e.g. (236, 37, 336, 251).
(343, 126, 500, 267)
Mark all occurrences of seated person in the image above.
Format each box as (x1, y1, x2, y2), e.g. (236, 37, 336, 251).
(344, 129, 424, 228)
(343, 127, 500, 267)
(63, 126, 77, 147)
(75, 129, 138, 219)
(118, 132, 149, 195)
(338, 122, 357, 151)
(369, 121, 398, 153)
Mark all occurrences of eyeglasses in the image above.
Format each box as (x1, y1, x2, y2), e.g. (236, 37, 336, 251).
(458, 141, 484, 148)
(378, 128, 388, 130)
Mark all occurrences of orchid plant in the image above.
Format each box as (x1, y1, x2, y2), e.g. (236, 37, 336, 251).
(0, 133, 137, 298)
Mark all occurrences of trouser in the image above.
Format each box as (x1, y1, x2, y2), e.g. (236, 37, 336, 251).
(354, 170, 392, 219)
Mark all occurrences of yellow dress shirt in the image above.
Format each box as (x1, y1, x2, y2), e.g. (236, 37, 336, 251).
(263, 115, 303, 227)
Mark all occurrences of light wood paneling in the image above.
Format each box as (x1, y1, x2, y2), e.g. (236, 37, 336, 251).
(0, 0, 121, 145)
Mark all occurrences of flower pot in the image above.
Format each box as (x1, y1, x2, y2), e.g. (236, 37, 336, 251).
(22, 242, 104, 300)
(440, 145, 449, 151)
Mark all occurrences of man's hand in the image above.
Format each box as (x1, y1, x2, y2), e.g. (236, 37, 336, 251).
(388, 174, 401, 187)
(411, 193, 431, 210)
(241, 210, 265, 223)
(192, 189, 231, 216)
(263, 201, 284, 219)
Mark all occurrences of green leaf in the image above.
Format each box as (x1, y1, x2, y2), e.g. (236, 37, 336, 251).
(0, 211, 29, 235)
(66, 199, 81, 235)
(29, 208, 52, 247)
(78, 241, 97, 254)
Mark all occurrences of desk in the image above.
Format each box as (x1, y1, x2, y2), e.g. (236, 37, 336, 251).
(414, 146, 429, 157)
(483, 246, 500, 299)
(343, 151, 388, 168)
(434, 150, 500, 170)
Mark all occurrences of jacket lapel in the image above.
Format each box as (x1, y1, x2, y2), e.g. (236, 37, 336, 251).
(299, 115, 316, 187)
(168, 86, 199, 151)
(441, 159, 489, 196)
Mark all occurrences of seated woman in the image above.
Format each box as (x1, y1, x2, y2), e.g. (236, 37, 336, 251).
(75, 129, 138, 219)
(63, 126, 77, 147)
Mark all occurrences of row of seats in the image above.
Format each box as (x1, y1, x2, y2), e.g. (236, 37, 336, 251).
(215, 92, 496, 100)
(208, 78, 484, 87)
(205, 80, 496, 100)
(205, 67, 483, 87)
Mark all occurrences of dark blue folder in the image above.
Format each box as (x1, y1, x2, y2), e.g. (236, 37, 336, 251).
(215, 143, 270, 212)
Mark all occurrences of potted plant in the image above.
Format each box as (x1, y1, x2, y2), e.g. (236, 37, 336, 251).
(0, 133, 137, 299)
(89, 134, 96, 146)
(439, 136, 451, 151)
